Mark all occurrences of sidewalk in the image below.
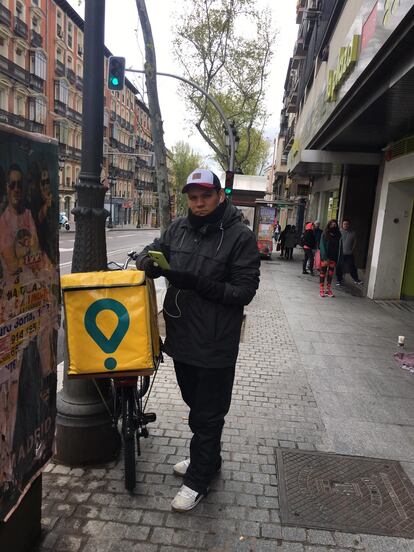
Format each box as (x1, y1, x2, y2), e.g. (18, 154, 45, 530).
(37, 253, 414, 552)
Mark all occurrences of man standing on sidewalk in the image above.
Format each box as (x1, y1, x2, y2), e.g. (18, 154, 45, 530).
(136, 168, 260, 512)
(336, 219, 363, 286)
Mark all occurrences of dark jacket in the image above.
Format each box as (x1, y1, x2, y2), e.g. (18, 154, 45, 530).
(319, 231, 343, 263)
(137, 201, 260, 368)
(302, 229, 316, 250)
(284, 228, 297, 249)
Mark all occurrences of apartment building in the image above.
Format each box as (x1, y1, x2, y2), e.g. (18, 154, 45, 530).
(0, 0, 157, 226)
(281, 0, 414, 300)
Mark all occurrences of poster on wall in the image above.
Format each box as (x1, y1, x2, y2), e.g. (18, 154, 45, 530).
(0, 125, 59, 521)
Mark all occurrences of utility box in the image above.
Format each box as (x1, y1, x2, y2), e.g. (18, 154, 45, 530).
(0, 124, 60, 550)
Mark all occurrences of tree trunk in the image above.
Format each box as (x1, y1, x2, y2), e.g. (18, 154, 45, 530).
(136, 0, 171, 232)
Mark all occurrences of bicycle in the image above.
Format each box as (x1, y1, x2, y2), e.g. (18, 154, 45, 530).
(98, 250, 160, 491)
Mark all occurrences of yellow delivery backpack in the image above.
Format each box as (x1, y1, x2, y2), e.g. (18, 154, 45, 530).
(61, 270, 161, 378)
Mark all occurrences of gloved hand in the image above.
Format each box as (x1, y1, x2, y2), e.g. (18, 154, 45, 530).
(137, 256, 164, 279)
(164, 269, 198, 290)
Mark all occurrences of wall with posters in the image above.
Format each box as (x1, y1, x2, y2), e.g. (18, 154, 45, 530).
(0, 125, 59, 521)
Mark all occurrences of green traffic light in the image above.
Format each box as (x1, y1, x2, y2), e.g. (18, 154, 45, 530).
(224, 188, 232, 195)
(111, 77, 119, 86)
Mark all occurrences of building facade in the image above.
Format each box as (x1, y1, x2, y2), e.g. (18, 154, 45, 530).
(0, 0, 157, 226)
(280, 0, 414, 300)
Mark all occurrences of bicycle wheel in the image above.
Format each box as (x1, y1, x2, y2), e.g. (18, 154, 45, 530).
(136, 375, 150, 399)
(122, 387, 136, 491)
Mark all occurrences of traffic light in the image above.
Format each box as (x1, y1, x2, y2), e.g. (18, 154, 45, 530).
(224, 170, 235, 198)
(108, 56, 125, 91)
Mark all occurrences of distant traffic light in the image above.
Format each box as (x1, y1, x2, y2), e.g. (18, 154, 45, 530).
(108, 56, 125, 91)
(224, 170, 235, 198)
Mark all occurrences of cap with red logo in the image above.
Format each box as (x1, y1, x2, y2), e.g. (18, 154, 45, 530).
(182, 168, 221, 193)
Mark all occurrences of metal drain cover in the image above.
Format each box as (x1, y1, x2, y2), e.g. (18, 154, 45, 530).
(277, 449, 414, 538)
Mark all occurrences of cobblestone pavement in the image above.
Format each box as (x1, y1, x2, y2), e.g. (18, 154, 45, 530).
(36, 257, 414, 552)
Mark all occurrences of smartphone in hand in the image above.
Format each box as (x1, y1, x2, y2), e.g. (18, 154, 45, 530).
(148, 250, 170, 270)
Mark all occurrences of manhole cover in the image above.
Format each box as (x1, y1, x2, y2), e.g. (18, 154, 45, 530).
(277, 449, 414, 538)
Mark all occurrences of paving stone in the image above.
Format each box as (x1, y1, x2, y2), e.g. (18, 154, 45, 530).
(150, 526, 175, 544)
(56, 535, 84, 552)
(333, 532, 364, 549)
(306, 529, 336, 545)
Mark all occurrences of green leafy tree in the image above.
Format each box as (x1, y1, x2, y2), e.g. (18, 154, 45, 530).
(171, 141, 203, 216)
(173, 0, 275, 174)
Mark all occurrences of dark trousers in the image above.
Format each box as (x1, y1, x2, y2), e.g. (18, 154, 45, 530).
(303, 249, 314, 272)
(174, 361, 235, 495)
(285, 247, 293, 259)
(336, 254, 359, 282)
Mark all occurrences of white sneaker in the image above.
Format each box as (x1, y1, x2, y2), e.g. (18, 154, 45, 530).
(171, 484, 204, 512)
(173, 458, 190, 477)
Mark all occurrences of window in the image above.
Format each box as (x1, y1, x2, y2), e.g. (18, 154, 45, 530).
(29, 97, 46, 124)
(32, 0, 40, 6)
(76, 63, 82, 78)
(0, 35, 8, 57)
(56, 10, 63, 38)
(68, 91, 74, 108)
(67, 55, 72, 69)
(32, 17, 38, 29)
(16, 1, 24, 20)
(14, 44, 26, 68)
(54, 80, 69, 104)
(14, 95, 25, 117)
(65, 166, 71, 188)
(0, 86, 8, 111)
(30, 51, 47, 79)
(56, 47, 64, 63)
(67, 22, 73, 49)
(54, 121, 68, 144)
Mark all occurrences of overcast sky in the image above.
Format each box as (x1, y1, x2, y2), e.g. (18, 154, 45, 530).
(67, 0, 297, 171)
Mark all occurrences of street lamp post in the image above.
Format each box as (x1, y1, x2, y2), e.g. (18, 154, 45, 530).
(55, 0, 121, 466)
(107, 174, 115, 228)
(136, 190, 142, 228)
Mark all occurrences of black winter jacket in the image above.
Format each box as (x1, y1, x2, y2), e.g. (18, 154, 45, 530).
(137, 201, 260, 368)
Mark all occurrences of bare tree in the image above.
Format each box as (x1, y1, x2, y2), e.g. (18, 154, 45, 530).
(136, 0, 171, 231)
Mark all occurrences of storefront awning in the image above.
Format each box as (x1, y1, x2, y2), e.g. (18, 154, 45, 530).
(289, 150, 381, 176)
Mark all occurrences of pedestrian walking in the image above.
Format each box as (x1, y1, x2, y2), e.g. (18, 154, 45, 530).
(319, 219, 343, 298)
(336, 219, 363, 286)
(278, 225, 289, 258)
(136, 168, 260, 512)
(313, 220, 322, 248)
(284, 224, 297, 260)
(302, 222, 316, 274)
(273, 220, 281, 243)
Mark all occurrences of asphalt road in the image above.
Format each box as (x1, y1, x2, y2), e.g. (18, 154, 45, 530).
(57, 228, 159, 364)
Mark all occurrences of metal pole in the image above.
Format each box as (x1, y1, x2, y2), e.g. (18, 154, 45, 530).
(55, 0, 121, 466)
(127, 69, 235, 171)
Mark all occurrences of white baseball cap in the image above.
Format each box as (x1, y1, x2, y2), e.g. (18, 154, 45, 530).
(182, 168, 221, 193)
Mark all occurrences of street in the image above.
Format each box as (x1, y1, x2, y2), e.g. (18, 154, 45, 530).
(57, 229, 160, 364)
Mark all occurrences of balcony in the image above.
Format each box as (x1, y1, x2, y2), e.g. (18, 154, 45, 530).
(0, 4, 11, 27)
(0, 54, 29, 85)
(76, 75, 83, 91)
(29, 73, 44, 93)
(67, 106, 82, 125)
(55, 60, 65, 77)
(30, 29, 42, 48)
(66, 145, 82, 160)
(66, 68, 76, 85)
(54, 99, 67, 116)
(14, 16, 28, 39)
(0, 108, 44, 133)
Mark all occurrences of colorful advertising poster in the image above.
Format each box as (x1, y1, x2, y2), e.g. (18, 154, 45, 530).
(0, 125, 59, 521)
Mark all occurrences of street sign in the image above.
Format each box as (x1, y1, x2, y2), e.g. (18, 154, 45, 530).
(61, 270, 160, 377)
